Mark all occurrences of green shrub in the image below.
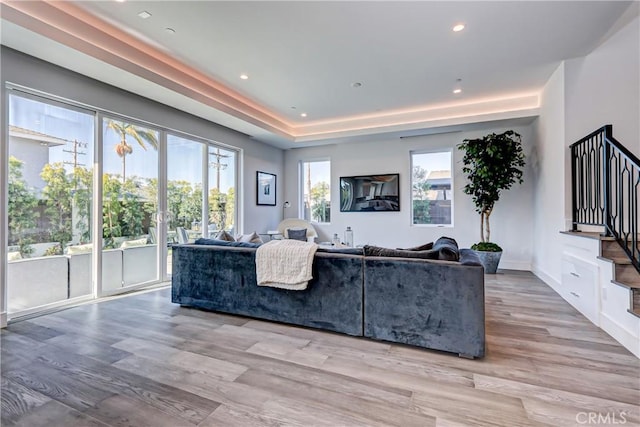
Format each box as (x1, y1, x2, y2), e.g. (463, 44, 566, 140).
(471, 242, 503, 252)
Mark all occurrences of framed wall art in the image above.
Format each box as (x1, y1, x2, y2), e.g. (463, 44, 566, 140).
(256, 171, 276, 206)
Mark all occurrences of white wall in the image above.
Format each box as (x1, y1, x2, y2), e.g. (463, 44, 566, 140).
(0, 47, 284, 323)
(533, 14, 640, 284)
(564, 15, 640, 156)
(284, 124, 535, 270)
(531, 63, 566, 286)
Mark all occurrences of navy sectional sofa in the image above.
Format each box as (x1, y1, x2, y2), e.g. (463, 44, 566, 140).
(171, 242, 486, 358)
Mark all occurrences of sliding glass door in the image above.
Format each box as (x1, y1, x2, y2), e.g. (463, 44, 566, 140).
(101, 117, 160, 292)
(5, 88, 240, 318)
(7, 92, 95, 315)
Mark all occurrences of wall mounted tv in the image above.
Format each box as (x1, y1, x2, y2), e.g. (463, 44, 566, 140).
(340, 173, 400, 212)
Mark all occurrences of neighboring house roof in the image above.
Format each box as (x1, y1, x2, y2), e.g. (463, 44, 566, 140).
(9, 125, 68, 147)
(427, 170, 451, 180)
(426, 170, 452, 190)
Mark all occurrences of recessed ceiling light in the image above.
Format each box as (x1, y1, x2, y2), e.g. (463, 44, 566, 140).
(137, 11, 152, 19)
(240, 74, 249, 80)
(115, 0, 126, 3)
(453, 24, 465, 32)
(453, 78, 462, 94)
(164, 27, 176, 34)
(300, 113, 307, 118)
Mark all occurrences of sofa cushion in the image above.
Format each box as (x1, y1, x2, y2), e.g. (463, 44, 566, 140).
(194, 238, 261, 248)
(215, 230, 235, 241)
(236, 231, 263, 244)
(365, 236, 459, 261)
(287, 228, 307, 241)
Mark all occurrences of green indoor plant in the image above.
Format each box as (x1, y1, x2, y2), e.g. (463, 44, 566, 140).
(458, 130, 525, 273)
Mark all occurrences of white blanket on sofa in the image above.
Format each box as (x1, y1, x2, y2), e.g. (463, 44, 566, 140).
(256, 240, 318, 290)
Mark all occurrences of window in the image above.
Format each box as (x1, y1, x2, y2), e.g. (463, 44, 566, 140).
(301, 160, 330, 223)
(411, 150, 452, 225)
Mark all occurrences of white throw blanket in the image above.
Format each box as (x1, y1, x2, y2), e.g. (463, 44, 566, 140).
(256, 239, 318, 290)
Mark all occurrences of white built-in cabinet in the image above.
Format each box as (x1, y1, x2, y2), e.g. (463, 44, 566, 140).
(559, 233, 640, 358)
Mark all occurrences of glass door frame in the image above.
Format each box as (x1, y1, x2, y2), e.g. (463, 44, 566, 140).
(96, 112, 165, 297)
(4, 87, 99, 319)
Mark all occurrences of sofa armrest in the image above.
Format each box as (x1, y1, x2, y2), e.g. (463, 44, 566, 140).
(364, 257, 485, 357)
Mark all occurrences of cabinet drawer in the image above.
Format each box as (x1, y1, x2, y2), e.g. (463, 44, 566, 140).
(561, 254, 599, 324)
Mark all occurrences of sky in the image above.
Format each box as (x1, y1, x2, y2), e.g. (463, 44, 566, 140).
(412, 150, 452, 175)
(9, 94, 236, 193)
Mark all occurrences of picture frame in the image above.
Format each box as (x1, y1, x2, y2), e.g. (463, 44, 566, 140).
(256, 171, 276, 206)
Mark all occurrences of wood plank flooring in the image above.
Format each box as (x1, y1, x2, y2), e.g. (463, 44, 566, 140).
(2, 271, 639, 426)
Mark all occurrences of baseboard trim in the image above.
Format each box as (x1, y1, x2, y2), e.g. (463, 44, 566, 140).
(600, 313, 640, 358)
(500, 260, 531, 271)
(1, 311, 7, 328)
(531, 265, 561, 293)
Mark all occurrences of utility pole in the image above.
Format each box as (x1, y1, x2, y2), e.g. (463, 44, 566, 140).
(208, 148, 230, 227)
(209, 148, 229, 191)
(63, 139, 87, 169)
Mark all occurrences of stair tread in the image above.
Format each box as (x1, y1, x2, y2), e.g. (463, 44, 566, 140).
(561, 231, 615, 241)
(599, 255, 633, 265)
(627, 309, 640, 319)
(611, 280, 640, 289)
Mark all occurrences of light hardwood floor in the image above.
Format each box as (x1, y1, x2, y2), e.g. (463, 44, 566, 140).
(2, 271, 639, 426)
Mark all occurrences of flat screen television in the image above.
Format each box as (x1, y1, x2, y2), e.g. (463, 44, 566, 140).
(340, 173, 400, 212)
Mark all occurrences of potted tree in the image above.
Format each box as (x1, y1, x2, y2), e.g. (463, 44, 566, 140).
(458, 130, 525, 273)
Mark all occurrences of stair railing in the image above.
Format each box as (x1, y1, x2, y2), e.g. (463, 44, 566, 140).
(570, 125, 639, 272)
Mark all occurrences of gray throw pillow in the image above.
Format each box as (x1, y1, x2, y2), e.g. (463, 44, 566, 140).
(287, 228, 307, 241)
(432, 236, 460, 261)
(215, 230, 235, 242)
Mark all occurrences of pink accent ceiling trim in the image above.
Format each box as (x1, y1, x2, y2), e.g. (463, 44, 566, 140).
(1, 0, 294, 138)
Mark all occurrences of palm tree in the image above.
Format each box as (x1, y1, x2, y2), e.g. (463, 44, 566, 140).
(105, 120, 158, 182)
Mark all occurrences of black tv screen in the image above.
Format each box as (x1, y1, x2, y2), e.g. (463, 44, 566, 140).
(340, 173, 400, 212)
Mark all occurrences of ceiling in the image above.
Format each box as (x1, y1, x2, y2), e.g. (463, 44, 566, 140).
(0, 1, 633, 148)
